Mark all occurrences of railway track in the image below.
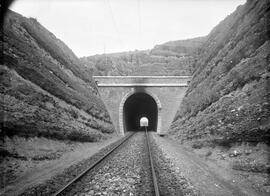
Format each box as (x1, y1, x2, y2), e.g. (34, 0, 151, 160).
(145, 127, 160, 196)
(53, 130, 160, 196)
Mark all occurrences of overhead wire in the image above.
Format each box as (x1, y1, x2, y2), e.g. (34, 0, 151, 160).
(105, 0, 125, 50)
(137, 0, 142, 38)
(136, 0, 141, 66)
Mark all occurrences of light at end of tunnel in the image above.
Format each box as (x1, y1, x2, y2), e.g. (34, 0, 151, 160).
(140, 117, 149, 127)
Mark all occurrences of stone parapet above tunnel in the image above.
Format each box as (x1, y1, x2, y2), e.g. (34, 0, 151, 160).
(94, 76, 191, 87)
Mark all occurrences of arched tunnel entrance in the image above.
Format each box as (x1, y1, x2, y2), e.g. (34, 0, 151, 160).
(123, 92, 158, 132)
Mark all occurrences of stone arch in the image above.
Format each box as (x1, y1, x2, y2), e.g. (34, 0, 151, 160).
(119, 89, 162, 135)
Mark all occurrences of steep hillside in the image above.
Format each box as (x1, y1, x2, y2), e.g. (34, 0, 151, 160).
(171, 0, 270, 144)
(150, 36, 205, 57)
(80, 37, 205, 76)
(1, 10, 114, 142)
(170, 0, 269, 191)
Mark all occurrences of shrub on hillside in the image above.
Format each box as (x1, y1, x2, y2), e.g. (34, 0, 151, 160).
(192, 141, 204, 149)
(66, 130, 102, 142)
(232, 160, 270, 173)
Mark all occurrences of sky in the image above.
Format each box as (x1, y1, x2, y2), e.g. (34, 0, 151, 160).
(10, 0, 246, 57)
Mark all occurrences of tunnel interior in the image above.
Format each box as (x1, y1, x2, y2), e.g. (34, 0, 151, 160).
(123, 92, 158, 132)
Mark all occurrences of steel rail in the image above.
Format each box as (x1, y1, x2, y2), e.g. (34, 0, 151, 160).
(145, 127, 160, 196)
(53, 132, 136, 196)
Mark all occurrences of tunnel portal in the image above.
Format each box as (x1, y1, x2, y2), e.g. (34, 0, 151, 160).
(94, 76, 191, 135)
(123, 92, 158, 132)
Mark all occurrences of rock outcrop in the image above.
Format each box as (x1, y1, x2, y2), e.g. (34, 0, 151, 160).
(170, 0, 270, 146)
(1, 10, 114, 142)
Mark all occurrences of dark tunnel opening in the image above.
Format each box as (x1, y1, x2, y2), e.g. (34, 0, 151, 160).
(123, 92, 158, 132)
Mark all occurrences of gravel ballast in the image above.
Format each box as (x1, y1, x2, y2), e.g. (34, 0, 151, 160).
(61, 132, 154, 196)
(18, 133, 132, 196)
(150, 133, 199, 196)
(17, 132, 202, 196)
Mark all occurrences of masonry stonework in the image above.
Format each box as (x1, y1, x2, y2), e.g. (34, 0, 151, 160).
(94, 76, 191, 136)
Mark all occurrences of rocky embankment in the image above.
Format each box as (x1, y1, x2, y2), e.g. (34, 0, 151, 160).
(80, 37, 205, 76)
(170, 0, 269, 192)
(1, 10, 114, 142)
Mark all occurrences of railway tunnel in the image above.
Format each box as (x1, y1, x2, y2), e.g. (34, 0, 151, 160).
(123, 92, 158, 132)
(93, 76, 191, 135)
